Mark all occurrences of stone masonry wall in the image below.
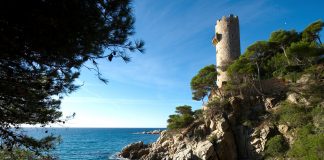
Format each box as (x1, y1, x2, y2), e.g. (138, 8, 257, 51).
(215, 15, 241, 87)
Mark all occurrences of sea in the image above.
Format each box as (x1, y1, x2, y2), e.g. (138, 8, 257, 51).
(24, 128, 163, 160)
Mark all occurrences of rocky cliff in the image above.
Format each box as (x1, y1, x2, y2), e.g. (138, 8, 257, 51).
(119, 70, 324, 160)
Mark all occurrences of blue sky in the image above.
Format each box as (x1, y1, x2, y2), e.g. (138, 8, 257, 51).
(58, 0, 324, 128)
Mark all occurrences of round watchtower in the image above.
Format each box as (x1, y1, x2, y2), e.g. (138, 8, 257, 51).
(213, 14, 241, 88)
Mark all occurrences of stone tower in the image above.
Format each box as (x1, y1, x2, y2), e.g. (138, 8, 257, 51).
(213, 14, 241, 88)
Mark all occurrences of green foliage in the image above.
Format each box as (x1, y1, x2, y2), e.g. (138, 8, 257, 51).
(175, 105, 193, 115)
(0, 149, 34, 160)
(287, 41, 324, 61)
(224, 19, 324, 160)
(296, 124, 314, 138)
(228, 41, 275, 76)
(227, 41, 281, 95)
(167, 105, 194, 130)
(190, 65, 218, 101)
(311, 106, 324, 132)
(204, 98, 230, 119)
(288, 133, 324, 159)
(206, 98, 229, 109)
(277, 102, 310, 127)
(301, 76, 324, 106)
(226, 19, 324, 94)
(0, 148, 56, 160)
(193, 109, 203, 120)
(269, 30, 300, 47)
(265, 135, 288, 157)
(272, 98, 324, 159)
(167, 114, 194, 130)
(302, 20, 324, 43)
(266, 53, 289, 77)
(268, 100, 324, 160)
(246, 41, 277, 56)
(227, 56, 255, 76)
(0, 0, 143, 154)
(303, 65, 324, 81)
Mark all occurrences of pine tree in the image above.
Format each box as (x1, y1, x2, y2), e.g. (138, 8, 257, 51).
(0, 0, 144, 154)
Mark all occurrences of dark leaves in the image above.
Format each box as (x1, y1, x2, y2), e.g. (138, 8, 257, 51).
(190, 65, 218, 101)
(0, 0, 143, 155)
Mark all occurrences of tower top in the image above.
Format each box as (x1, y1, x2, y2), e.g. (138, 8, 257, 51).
(216, 14, 239, 24)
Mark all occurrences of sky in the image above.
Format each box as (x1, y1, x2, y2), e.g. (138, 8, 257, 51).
(57, 0, 324, 128)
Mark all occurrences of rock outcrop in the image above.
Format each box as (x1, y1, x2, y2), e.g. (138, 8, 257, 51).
(119, 95, 285, 160)
(119, 141, 149, 159)
(287, 92, 310, 106)
(119, 76, 320, 160)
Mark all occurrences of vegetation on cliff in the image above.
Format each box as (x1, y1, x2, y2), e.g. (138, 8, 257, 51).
(227, 20, 324, 159)
(167, 105, 203, 130)
(163, 20, 324, 160)
(190, 65, 218, 102)
(227, 20, 323, 91)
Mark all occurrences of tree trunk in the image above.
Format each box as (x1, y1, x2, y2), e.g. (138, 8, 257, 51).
(255, 62, 263, 92)
(317, 35, 322, 45)
(281, 45, 290, 65)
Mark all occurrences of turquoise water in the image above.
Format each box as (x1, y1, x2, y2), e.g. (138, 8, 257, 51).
(25, 128, 162, 160)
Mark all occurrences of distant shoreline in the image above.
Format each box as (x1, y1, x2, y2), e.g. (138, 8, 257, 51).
(133, 129, 165, 134)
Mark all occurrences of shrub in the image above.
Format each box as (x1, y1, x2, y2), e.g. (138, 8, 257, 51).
(311, 106, 324, 132)
(288, 133, 324, 159)
(206, 98, 229, 110)
(0, 148, 56, 160)
(167, 114, 194, 130)
(167, 105, 194, 130)
(190, 64, 218, 102)
(265, 135, 288, 157)
(277, 102, 310, 127)
(175, 105, 193, 115)
(296, 124, 314, 138)
(193, 109, 203, 120)
(204, 98, 230, 119)
(267, 53, 289, 77)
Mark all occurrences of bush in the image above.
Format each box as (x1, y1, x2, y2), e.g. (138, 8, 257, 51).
(265, 135, 288, 157)
(175, 105, 193, 115)
(206, 98, 229, 110)
(193, 109, 203, 120)
(303, 83, 324, 105)
(167, 105, 194, 130)
(311, 106, 324, 132)
(167, 114, 194, 130)
(288, 133, 324, 159)
(0, 149, 56, 160)
(267, 53, 288, 77)
(277, 102, 310, 127)
(190, 64, 218, 101)
(204, 98, 230, 119)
